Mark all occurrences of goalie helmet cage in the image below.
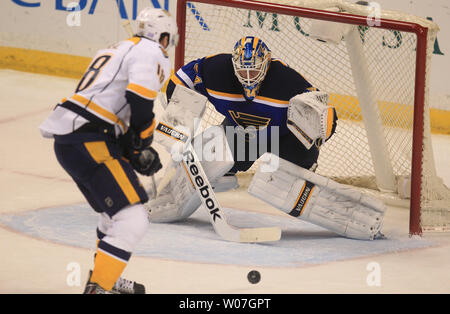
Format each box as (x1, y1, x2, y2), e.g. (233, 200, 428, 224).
(174, 0, 450, 235)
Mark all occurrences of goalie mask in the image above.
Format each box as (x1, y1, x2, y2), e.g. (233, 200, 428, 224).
(232, 36, 271, 100)
(136, 8, 179, 48)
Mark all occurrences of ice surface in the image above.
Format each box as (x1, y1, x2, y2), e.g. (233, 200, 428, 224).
(0, 70, 449, 293)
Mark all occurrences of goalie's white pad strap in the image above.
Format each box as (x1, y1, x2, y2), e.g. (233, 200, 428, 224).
(248, 154, 386, 240)
(146, 126, 234, 223)
(287, 91, 337, 149)
(154, 85, 207, 152)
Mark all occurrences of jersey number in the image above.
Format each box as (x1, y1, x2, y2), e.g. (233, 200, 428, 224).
(157, 63, 165, 84)
(76, 55, 112, 93)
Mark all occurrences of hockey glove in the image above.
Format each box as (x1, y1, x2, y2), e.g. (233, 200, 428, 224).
(128, 147, 162, 176)
(120, 121, 154, 152)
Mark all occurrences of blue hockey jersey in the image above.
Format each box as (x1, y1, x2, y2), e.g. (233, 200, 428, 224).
(166, 53, 316, 137)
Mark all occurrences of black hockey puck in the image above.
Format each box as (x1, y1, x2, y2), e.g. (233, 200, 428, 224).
(247, 270, 261, 284)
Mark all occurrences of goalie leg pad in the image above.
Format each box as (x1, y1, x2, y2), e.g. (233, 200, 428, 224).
(146, 126, 234, 223)
(248, 153, 386, 240)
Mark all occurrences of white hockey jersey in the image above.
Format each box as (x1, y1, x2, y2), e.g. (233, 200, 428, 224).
(40, 37, 171, 138)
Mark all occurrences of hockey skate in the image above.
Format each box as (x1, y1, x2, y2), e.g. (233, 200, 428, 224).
(83, 282, 113, 294)
(84, 270, 146, 294)
(83, 271, 113, 294)
(112, 276, 146, 294)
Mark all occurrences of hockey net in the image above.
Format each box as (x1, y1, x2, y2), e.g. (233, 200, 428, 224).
(175, 0, 450, 234)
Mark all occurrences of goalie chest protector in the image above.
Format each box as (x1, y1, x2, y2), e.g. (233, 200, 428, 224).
(173, 53, 316, 137)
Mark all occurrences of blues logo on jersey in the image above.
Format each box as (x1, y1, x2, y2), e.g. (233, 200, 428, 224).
(166, 53, 315, 138)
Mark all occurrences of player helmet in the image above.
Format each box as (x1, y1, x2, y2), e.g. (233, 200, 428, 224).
(136, 8, 179, 48)
(232, 36, 271, 100)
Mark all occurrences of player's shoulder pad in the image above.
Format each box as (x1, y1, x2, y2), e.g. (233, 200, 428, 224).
(269, 59, 308, 82)
(202, 53, 234, 75)
(201, 53, 241, 92)
(130, 37, 169, 61)
(262, 59, 313, 100)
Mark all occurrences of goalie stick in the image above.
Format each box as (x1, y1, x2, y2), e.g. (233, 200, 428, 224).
(181, 142, 282, 243)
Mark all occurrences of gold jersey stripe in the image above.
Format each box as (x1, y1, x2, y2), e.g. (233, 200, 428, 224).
(127, 83, 158, 100)
(205, 54, 219, 59)
(140, 119, 156, 139)
(84, 141, 140, 205)
(170, 73, 186, 86)
(206, 88, 244, 99)
(127, 37, 142, 45)
(254, 95, 290, 105)
(71, 94, 127, 131)
(271, 59, 288, 67)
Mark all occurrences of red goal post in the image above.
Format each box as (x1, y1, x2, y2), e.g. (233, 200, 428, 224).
(174, 0, 448, 236)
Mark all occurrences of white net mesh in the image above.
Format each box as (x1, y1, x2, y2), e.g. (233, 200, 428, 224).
(180, 0, 450, 231)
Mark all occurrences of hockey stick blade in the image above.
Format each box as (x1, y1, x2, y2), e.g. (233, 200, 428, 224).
(238, 227, 281, 243)
(214, 222, 281, 243)
(122, 20, 134, 37)
(182, 143, 282, 243)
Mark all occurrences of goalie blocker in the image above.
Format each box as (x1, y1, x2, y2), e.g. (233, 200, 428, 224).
(248, 153, 386, 240)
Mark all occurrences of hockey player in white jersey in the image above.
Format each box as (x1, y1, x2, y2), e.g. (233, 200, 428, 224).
(39, 8, 178, 294)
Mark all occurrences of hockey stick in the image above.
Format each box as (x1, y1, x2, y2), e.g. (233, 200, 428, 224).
(156, 166, 176, 197)
(115, 1, 134, 38)
(122, 19, 134, 37)
(150, 175, 157, 198)
(181, 143, 281, 243)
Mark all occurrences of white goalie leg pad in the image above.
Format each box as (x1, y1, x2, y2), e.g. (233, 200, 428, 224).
(145, 160, 198, 223)
(248, 154, 386, 240)
(146, 126, 234, 223)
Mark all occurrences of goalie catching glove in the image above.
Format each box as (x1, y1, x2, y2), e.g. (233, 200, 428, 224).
(287, 91, 337, 149)
(248, 153, 386, 240)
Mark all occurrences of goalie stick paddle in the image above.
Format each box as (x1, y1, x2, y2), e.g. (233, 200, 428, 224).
(181, 143, 281, 243)
(156, 167, 176, 197)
